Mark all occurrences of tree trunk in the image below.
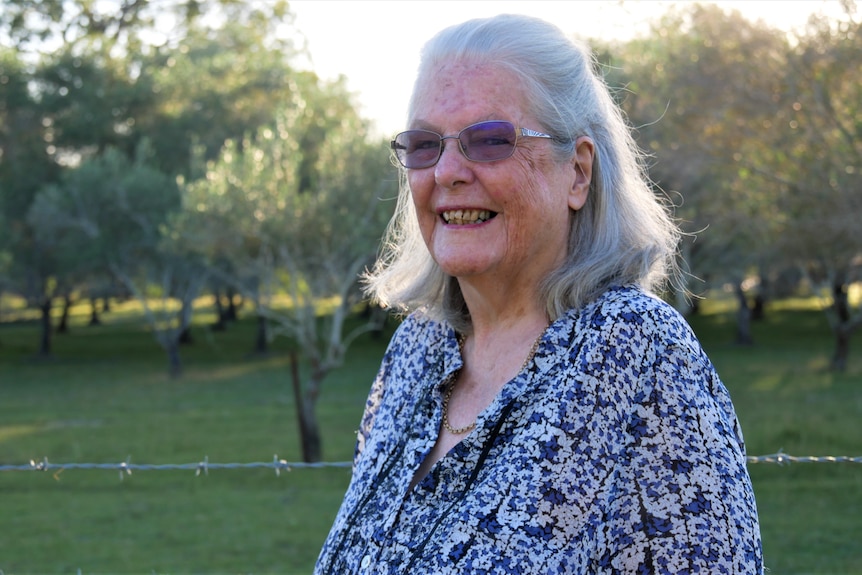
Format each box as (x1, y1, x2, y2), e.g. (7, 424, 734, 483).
(225, 288, 239, 321)
(178, 297, 194, 345)
(734, 281, 754, 345)
(833, 281, 851, 323)
(751, 293, 766, 321)
(211, 289, 227, 331)
(56, 294, 72, 334)
(689, 297, 701, 315)
(752, 271, 769, 321)
(831, 327, 850, 372)
(178, 327, 193, 344)
(290, 350, 323, 463)
(830, 282, 851, 372)
(253, 314, 268, 355)
(166, 340, 183, 379)
(38, 298, 52, 358)
(361, 301, 388, 339)
(88, 297, 102, 326)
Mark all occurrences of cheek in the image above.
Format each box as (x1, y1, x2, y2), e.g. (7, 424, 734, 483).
(407, 172, 433, 208)
(505, 158, 574, 245)
(494, 163, 547, 249)
(500, 157, 554, 212)
(406, 172, 438, 244)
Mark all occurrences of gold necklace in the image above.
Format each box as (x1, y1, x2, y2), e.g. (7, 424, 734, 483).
(442, 330, 544, 435)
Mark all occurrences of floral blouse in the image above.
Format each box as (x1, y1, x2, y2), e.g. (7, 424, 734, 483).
(316, 285, 762, 574)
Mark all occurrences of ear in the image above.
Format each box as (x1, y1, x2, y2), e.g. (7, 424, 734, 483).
(568, 136, 594, 211)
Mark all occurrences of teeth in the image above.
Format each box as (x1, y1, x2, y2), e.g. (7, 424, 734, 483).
(442, 209, 494, 225)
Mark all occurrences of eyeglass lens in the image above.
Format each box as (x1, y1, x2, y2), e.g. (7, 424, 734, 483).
(392, 121, 519, 169)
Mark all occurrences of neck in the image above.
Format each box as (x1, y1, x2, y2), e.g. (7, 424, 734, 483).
(457, 294, 549, 388)
(457, 277, 549, 336)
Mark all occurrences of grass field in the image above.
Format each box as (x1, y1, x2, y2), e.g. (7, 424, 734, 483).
(0, 295, 860, 574)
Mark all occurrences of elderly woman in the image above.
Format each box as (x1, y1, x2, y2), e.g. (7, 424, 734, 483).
(316, 13, 762, 575)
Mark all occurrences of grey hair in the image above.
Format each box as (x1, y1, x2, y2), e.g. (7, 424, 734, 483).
(364, 14, 680, 331)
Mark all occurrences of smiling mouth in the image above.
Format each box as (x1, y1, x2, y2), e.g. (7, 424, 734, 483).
(441, 209, 497, 225)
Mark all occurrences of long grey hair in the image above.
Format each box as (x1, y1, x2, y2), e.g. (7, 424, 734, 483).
(364, 14, 680, 332)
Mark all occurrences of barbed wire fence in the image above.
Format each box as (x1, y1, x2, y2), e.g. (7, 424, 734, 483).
(1, 452, 860, 481)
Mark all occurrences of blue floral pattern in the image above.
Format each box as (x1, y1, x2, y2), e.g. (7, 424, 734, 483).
(316, 285, 762, 574)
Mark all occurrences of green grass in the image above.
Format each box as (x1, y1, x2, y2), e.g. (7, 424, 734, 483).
(1, 296, 861, 573)
(0, 303, 384, 574)
(688, 300, 862, 574)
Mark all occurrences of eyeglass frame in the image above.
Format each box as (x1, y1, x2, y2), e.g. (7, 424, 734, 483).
(389, 120, 555, 169)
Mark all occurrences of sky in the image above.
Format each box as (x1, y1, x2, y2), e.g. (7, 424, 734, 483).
(287, 0, 846, 137)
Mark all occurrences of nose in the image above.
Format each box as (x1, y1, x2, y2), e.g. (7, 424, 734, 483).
(434, 137, 474, 188)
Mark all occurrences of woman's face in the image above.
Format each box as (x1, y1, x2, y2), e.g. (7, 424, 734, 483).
(407, 60, 591, 293)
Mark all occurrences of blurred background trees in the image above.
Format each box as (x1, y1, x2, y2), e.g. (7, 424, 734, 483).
(0, 0, 859, 459)
(0, 0, 398, 460)
(603, 2, 860, 365)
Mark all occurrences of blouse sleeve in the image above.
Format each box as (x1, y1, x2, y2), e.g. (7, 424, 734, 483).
(353, 347, 391, 466)
(597, 340, 762, 573)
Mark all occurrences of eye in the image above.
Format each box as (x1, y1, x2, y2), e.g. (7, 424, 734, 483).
(478, 135, 514, 146)
(464, 123, 517, 148)
(400, 131, 440, 154)
(411, 138, 440, 152)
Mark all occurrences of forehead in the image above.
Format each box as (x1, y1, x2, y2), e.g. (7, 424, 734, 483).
(409, 60, 529, 129)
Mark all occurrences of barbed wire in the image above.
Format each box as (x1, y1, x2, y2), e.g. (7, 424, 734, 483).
(745, 452, 862, 465)
(0, 451, 860, 481)
(0, 455, 352, 480)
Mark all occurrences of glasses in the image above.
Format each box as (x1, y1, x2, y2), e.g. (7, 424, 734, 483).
(390, 120, 554, 169)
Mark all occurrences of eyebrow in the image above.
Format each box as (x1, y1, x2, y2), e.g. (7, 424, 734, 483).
(407, 115, 514, 133)
(405, 119, 437, 132)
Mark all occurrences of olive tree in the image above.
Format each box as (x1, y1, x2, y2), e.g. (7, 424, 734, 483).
(182, 89, 396, 461)
(28, 144, 206, 377)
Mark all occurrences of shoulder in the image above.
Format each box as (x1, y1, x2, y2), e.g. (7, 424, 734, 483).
(379, 310, 457, 382)
(585, 285, 685, 327)
(356, 312, 453, 451)
(559, 285, 711, 389)
(580, 284, 697, 348)
(386, 310, 452, 357)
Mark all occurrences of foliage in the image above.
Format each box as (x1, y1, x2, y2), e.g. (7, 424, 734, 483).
(767, 11, 862, 369)
(0, 0, 293, 56)
(25, 142, 208, 375)
(138, 11, 305, 178)
(0, 0, 155, 53)
(602, 2, 862, 365)
(606, 4, 791, 293)
(0, 0, 380, 372)
(180, 90, 397, 460)
(0, 45, 63, 322)
(34, 47, 156, 163)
